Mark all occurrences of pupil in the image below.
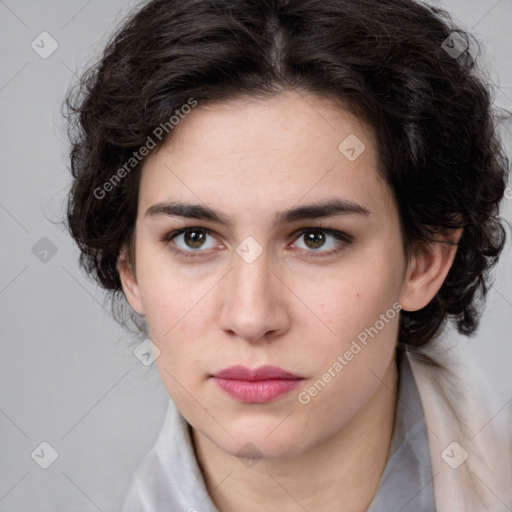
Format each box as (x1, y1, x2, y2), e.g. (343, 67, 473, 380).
(305, 230, 324, 249)
(185, 230, 205, 248)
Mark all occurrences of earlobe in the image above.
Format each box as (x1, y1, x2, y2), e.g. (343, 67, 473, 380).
(117, 247, 145, 316)
(399, 228, 463, 312)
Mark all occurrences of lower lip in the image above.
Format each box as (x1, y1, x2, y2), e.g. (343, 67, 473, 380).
(211, 378, 302, 404)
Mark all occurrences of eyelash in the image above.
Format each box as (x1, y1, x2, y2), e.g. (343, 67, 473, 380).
(161, 227, 353, 259)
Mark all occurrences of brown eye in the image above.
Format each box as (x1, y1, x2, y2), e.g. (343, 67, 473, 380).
(303, 230, 326, 249)
(163, 227, 220, 256)
(291, 228, 352, 257)
(183, 229, 208, 249)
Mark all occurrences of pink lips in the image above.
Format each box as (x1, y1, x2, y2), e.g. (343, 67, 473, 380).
(211, 365, 303, 404)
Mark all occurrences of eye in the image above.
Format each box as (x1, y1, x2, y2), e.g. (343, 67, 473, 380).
(162, 227, 221, 257)
(291, 228, 352, 257)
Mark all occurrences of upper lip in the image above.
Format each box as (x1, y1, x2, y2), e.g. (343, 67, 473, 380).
(211, 365, 302, 381)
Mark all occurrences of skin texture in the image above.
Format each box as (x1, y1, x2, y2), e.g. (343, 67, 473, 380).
(118, 90, 461, 512)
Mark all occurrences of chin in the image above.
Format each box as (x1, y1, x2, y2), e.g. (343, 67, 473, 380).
(216, 424, 308, 461)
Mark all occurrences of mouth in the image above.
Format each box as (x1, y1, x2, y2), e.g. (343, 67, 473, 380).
(210, 365, 304, 404)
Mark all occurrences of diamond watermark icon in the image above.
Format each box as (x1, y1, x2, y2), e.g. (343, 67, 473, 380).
(32, 237, 58, 263)
(236, 236, 263, 264)
(338, 134, 366, 161)
(31, 441, 59, 469)
(441, 32, 468, 59)
(441, 441, 468, 469)
(134, 338, 161, 366)
(31, 32, 59, 59)
(237, 442, 263, 468)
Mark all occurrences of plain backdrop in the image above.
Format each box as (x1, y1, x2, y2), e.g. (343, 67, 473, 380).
(0, 0, 511, 510)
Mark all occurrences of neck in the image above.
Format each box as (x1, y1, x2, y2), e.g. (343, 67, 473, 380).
(191, 357, 399, 512)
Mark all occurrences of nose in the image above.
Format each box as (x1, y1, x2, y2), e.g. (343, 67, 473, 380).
(218, 248, 290, 343)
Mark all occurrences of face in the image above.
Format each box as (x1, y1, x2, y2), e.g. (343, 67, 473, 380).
(119, 90, 422, 459)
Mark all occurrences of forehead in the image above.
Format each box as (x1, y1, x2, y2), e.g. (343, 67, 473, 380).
(138, 90, 395, 223)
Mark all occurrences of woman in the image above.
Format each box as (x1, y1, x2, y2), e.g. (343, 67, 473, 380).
(64, 0, 512, 510)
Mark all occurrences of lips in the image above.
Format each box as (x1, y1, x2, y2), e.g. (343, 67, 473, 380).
(211, 365, 302, 381)
(210, 365, 304, 404)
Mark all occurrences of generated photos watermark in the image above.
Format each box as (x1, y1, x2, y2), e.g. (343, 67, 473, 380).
(93, 97, 198, 200)
(298, 301, 402, 405)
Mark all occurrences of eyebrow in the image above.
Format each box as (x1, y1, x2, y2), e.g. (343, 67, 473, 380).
(144, 198, 370, 227)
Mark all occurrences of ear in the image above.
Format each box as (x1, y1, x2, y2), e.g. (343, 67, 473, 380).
(117, 246, 145, 316)
(399, 228, 463, 312)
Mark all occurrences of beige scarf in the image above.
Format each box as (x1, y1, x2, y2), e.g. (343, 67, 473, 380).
(407, 344, 512, 512)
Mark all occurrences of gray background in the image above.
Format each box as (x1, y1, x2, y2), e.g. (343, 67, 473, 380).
(0, 0, 511, 510)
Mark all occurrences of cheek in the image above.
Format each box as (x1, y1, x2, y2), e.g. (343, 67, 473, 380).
(148, 301, 207, 407)
(144, 291, 206, 359)
(310, 264, 401, 390)
(320, 269, 400, 339)
(135, 248, 205, 335)
(301, 285, 399, 425)
(137, 268, 218, 381)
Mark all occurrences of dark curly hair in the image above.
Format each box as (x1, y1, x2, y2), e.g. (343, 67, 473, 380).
(64, 0, 510, 352)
